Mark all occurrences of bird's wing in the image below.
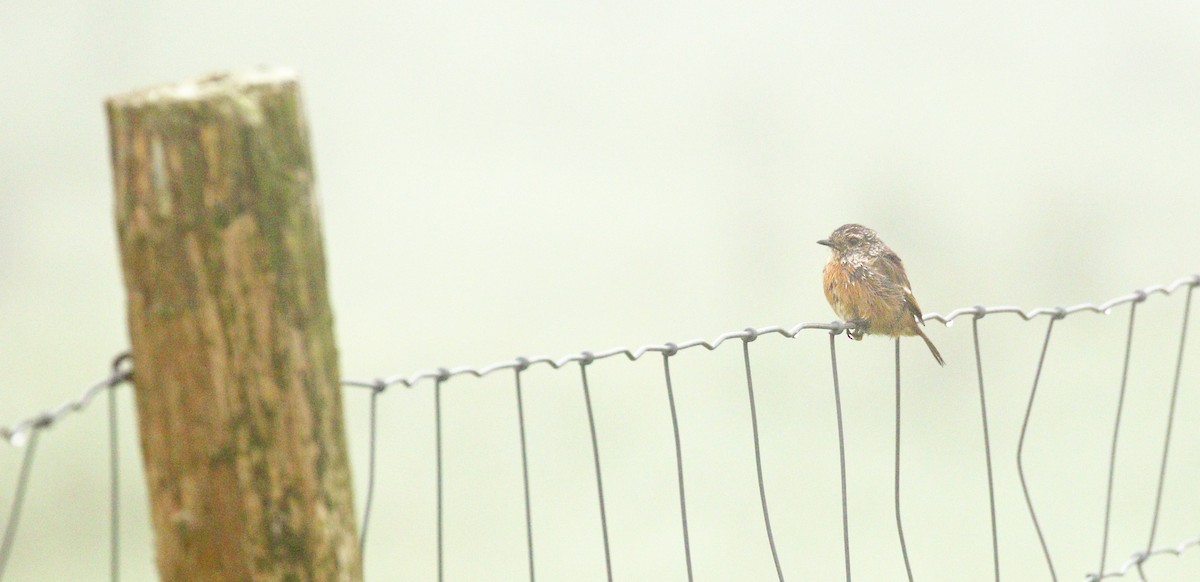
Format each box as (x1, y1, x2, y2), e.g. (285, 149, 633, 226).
(879, 250, 926, 325)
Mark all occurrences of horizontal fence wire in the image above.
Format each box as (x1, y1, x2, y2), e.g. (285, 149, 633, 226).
(341, 274, 1200, 392)
(1088, 535, 1200, 581)
(0, 353, 130, 582)
(1, 273, 1199, 582)
(0, 353, 132, 446)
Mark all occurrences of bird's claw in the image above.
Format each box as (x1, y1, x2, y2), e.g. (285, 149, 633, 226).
(845, 320, 866, 341)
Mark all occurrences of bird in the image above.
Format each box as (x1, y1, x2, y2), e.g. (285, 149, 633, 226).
(818, 223, 945, 366)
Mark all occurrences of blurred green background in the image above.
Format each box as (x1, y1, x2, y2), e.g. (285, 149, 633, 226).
(2, 1, 1198, 580)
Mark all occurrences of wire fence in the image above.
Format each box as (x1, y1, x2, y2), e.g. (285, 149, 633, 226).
(2, 274, 1198, 581)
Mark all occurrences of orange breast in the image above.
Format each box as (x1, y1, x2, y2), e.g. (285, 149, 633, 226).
(823, 261, 859, 321)
(823, 259, 917, 336)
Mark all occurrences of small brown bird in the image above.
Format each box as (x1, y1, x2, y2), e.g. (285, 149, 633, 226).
(818, 224, 945, 366)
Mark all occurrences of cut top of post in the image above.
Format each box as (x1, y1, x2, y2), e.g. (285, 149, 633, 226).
(105, 67, 299, 109)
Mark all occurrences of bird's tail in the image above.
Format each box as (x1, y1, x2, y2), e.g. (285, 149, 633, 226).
(914, 327, 945, 366)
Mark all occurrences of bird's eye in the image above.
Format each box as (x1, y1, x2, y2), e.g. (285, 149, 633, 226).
(847, 236, 861, 246)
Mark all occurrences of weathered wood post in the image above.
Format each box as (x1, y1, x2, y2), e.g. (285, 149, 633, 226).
(106, 68, 361, 581)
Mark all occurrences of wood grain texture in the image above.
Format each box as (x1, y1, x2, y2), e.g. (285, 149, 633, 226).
(107, 69, 361, 581)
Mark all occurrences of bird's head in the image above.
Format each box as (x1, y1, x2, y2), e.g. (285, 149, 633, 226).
(817, 223, 881, 258)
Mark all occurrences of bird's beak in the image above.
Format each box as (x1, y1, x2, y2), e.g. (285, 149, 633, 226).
(817, 239, 833, 247)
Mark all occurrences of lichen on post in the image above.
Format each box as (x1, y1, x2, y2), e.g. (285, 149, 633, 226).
(107, 68, 361, 581)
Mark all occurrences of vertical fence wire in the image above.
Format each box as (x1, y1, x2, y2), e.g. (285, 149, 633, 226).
(971, 315, 1001, 582)
(6, 277, 1200, 581)
(827, 332, 852, 582)
(513, 365, 537, 581)
(107, 352, 130, 582)
(359, 383, 384, 568)
(740, 336, 785, 581)
(1095, 300, 1140, 578)
(1016, 315, 1061, 581)
(0, 429, 40, 582)
(435, 373, 446, 582)
(108, 383, 120, 582)
(1144, 284, 1195, 556)
(660, 349, 695, 582)
(578, 358, 614, 582)
(893, 339, 914, 582)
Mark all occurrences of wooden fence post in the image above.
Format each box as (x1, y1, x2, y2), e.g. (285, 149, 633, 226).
(106, 68, 361, 581)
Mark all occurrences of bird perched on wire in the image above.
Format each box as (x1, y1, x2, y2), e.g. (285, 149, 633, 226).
(818, 223, 945, 366)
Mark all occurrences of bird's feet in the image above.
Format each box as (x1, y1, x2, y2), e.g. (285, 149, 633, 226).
(846, 320, 867, 340)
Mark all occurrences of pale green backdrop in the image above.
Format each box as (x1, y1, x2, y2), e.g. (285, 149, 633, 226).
(2, 1, 1199, 580)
